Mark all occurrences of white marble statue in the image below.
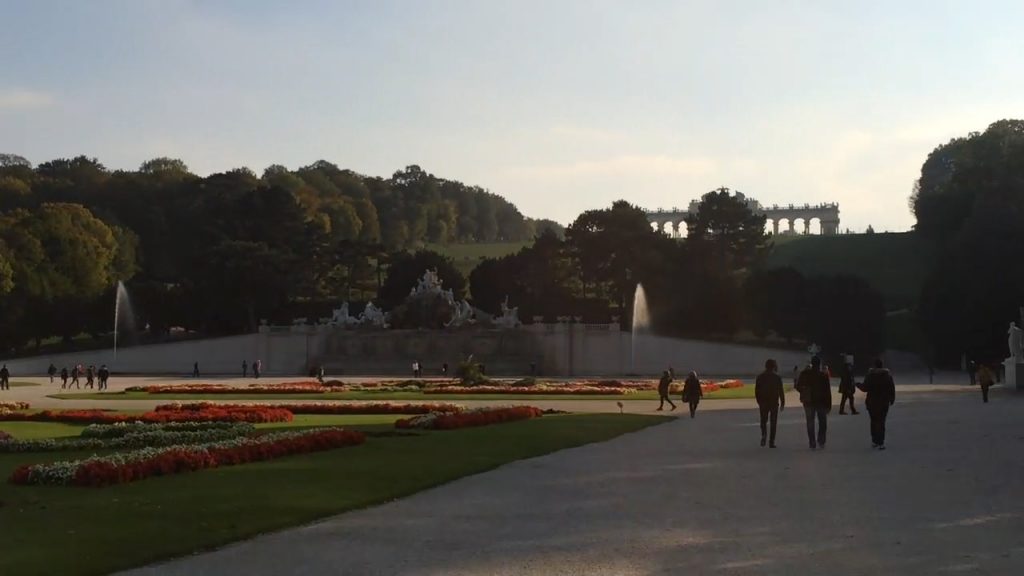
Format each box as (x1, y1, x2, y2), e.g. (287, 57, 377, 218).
(330, 302, 360, 327)
(445, 299, 475, 328)
(360, 301, 388, 328)
(494, 295, 521, 329)
(1008, 321, 1023, 361)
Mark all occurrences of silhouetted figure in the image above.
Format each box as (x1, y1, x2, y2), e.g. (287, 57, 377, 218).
(192, 362, 200, 378)
(967, 359, 977, 386)
(978, 364, 995, 403)
(70, 365, 80, 389)
(442, 362, 449, 376)
(838, 363, 859, 415)
(796, 356, 832, 450)
(755, 359, 785, 448)
(60, 367, 68, 388)
(681, 371, 703, 418)
(317, 365, 325, 383)
(657, 370, 677, 411)
(858, 358, 895, 450)
(242, 360, 248, 378)
(85, 365, 95, 389)
(98, 364, 110, 391)
(47, 363, 57, 383)
(253, 359, 262, 379)
(0, 364, 9, 390)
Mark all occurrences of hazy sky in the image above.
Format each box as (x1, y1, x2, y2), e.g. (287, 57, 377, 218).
(2, 1, 1022, 231)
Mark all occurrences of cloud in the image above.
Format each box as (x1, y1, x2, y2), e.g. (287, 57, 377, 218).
(0, 89, 56, 111)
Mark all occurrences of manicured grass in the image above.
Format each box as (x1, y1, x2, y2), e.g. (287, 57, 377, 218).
(0, 413, 667, 576)
(0, 421, 86, 439)
(52, 387, 757, 402)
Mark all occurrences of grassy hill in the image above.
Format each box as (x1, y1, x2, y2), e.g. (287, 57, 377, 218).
(427, 242, 531, 275)
(764, 232, 932, 311)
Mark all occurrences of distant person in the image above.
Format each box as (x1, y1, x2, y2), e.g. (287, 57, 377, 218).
(85, 365, 95, 389)
(978, 363, 995, 403)
(755, 359, 785, 448)
(317, 365, 325, 383)
(253, 359, 261, 379)
(858, 359, 896, 450)
(242, 360, 248, 378)
(47, 363, 57, 383)
(60, 367, 69, 388)
(412, 361, 420, 378)
(0, 364, 9, 390)
(681, 371, 703, 418)
(193, 362, 200, 378)
(442, 362, 449, 376)
(796, 356, 832, 450)
(838, 362, 859, 415)
(967, 359, 977, 386)
(70, 365, 80, 388)
(656, 370, 677, 411)
(98, 364, 110, 391)
(792, 365, 800, 385)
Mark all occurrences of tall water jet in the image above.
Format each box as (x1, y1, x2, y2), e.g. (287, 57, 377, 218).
(113, 281, 135, 360)
(631, 283, 650, 373)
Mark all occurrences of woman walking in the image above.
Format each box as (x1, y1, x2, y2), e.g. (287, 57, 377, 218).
(978, 363, 995, 403)
(656, 370, 677, 411)
(681, 371, 703, 418)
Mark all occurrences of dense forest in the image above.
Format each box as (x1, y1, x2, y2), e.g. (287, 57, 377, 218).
(0, 155, 559, 349)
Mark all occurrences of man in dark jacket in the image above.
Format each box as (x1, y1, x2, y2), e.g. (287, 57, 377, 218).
(858, 359, 896, 450)
(795, 356, 832, 450)
(838, 362, 859, 415)
(755, 359, 785, 448)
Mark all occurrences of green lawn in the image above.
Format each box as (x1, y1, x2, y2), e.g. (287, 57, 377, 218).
(52, 386, 756, 402)
(0, 413, 668, 576)
(9, 381, 40, 387)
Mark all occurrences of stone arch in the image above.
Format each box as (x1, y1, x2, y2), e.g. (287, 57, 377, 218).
(651, 221, 661, 233)
(793, 217, 807, 234)
(808, 217, 822, 235)
(676, 220, 688, 238)
(764, 218, 775, 235)
(777, 218, 791, 234)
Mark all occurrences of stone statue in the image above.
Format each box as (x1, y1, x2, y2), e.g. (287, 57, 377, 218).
(1008, 322, 1023, 361)
(445, 299, 475, 328)
(330, 302, 359, 327)
(494, 296, 521, 329)
(360, 301, 388, 328)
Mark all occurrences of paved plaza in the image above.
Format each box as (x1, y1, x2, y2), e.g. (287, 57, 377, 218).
(85, 382, 1024, 575)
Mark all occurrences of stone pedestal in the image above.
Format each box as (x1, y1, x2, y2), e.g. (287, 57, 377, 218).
(1003, 359, 1024, 391)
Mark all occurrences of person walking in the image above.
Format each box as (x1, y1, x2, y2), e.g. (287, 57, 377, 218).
(47, 363, 57, 383)
(796, 356, 832, 450)
(838, 362, 859, 415)
(70, 365, 80, 389)
(98, 364, 110, 391)
(317, 365, 325, 384)
(60, 367, 69, 388)
(0, 364, 9, 391)
(681, 371, 703, 418)
(85, 365, 95, 389)
(755, 359, 786, 448)
(978, 363, 995, 403)
(656, 370, 677, 411)
(967, 359, 977, 386)
(242, 360, 248, 378)
(192, 362, 200, 378)
(253, 359, 261, 379)
(858, 359, 896, 450)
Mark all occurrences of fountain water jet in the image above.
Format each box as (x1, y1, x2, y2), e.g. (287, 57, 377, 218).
(113, 281, 136, 360)
(631, 283, 650, 373)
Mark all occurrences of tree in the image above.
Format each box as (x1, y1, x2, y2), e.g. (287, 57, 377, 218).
(685, 187, 769, 270)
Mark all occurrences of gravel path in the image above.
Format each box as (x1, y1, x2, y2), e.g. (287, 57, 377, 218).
(116, 387, 1023, 575)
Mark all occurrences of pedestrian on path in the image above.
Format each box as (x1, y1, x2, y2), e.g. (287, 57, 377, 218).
(242, 360, 248, 378)
(978, 364, 995, 403)
(858, 359, 895, 450)
(0, 364, 9, 390)
(681, 371, 702, 418)
(60, 367, 68, 388)
(47, 363, 57, 383)
(796, 356, 832, 450)
(755, 359, 785, 448)
(253, 359, 261, 379)
(656, 370, 677, 411)
(192, 362, 200, 378)
(838, 362, 859, 415)
(70, 365, 81, 388)
(98, 365, 110, 391)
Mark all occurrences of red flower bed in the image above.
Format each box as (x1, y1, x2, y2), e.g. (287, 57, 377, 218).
(138, 382, 328, 394)
(154, 401, 461, 415)
(396, 406, 543, 430)
(0, 406, 293, 425)
(11, 428, 365, 487)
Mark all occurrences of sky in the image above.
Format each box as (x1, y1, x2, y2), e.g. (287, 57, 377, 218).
(1, 1, 1022, 232)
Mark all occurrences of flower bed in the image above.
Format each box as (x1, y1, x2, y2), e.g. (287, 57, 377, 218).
(0, 401, 31, 410)
(423, 385, 634, 395)
(128, 382, 329, 394)
(0, 405, 293, 425)
(0, 423, 254, 452)
(396, 406, 544, 430)
(154, 401, 463, 415)
(10, 427, 365, 487)
(81, 421, 247, 439)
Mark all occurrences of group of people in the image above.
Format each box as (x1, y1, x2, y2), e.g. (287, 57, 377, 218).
(656, 368, 704, 418)
(756, 356, 896, 450)
(51, 363, 111, 390)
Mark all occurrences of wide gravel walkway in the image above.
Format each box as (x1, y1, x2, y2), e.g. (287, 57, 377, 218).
(117, 386, 1023, 575)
